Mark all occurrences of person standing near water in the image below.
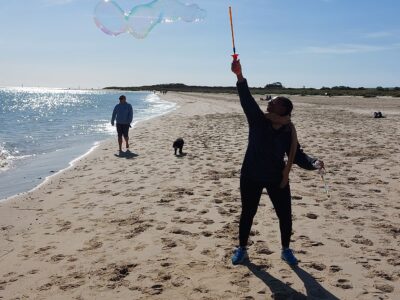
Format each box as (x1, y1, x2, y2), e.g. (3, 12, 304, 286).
(231, 59, 325, 266)
(111, 95, 133, 152)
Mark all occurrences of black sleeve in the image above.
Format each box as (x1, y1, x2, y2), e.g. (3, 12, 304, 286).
(293, 143, 317, 170)
(237, 79, 265, 125)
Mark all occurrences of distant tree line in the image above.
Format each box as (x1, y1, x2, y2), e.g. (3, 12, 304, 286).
(104, 83, 400, 97)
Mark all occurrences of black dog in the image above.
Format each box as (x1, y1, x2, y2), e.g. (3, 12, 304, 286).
(173, 138, 184, 155)
(373, 111, 384, 118)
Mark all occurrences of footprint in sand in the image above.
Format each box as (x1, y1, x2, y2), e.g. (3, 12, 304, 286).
(56, 220, 72, 232)
(1, 225, 14, 231)
(368, 270, 396, 281)
(305, 213, 318, 219)
(170, 228, 194, 236)
(97, 189, 111, 194)
(298, 235, 324, 247)
(254, 241, 274, 255)
(340, 241, 351, 248)
(109, 264, 137, 282)
(329, 265, 342, 273)
(90, 263, 138, 289)
(217, 207, 231, 216)
(67, 256, 78, 262)
(351, 235, 373, 246)
(306, 262, 326, 271)
(171, 275, 190, 287)
(201, 231, 213, 237)
(174, 206, 189, 212)
(200, 248, 218, 259)
(156, 271, 172, 282)
(38, 282, 53, 291)
(34, 245, 56, 256)
(374, 283, 394, 293)
(229, 275, 250, 293)
(155, 222, 167, 230)
(59, 274, 86, 291)
(50, 254, 66, 263)
(335, 278, 352, 289)
(73, 226, 85, 233)
(125, 223, 153, 239)
(161, 238, 177, 249)
(142, 284, 164, 295)
(79, 238, 103, 251)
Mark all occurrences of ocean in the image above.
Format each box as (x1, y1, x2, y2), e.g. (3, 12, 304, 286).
(0, 87, 176, 200)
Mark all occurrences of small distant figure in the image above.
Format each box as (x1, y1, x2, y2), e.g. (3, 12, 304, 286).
(373, 111, 384, 118)
(111, 95, 133, 152)
(260, 95, 272, 101)
(173, 138, 184, 155)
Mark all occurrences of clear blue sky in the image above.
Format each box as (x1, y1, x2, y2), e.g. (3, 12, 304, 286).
(1, 0, 399, 88)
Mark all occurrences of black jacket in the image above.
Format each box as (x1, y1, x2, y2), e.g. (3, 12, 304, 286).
(237, 79, 316, 183)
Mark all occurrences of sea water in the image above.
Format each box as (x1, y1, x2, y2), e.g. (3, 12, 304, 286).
(0, 87, 176, 200)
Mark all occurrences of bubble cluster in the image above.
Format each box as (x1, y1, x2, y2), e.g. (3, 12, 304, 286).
(94, 0, 206, 39)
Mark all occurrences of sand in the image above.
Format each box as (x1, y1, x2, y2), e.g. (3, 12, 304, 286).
(0, 92, 399, 299)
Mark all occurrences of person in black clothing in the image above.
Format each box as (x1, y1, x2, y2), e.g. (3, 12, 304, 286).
(231, 59, 325, 266)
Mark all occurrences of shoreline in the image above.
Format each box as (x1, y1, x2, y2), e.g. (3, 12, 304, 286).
(0, 92, 399, 299)
(0, 142, 101, 203)
(0, 93, 177, 203)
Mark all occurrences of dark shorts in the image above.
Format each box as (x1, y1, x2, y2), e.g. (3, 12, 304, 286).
(116, 123, 129, 138)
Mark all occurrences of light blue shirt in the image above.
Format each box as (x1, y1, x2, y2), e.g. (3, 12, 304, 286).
(111, 103, 133, 125)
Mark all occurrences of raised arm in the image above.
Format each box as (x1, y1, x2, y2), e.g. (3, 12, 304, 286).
(231, 60, 265, 124)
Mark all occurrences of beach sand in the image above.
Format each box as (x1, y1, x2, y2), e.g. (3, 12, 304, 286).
(0, 92, 399, 299)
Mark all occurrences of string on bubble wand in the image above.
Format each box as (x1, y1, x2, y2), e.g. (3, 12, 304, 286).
(319, 168, 330, 199)
(229, 6, 238, 61)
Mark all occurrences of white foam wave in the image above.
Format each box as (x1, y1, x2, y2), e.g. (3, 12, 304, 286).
(0, 145, 11, 171)
(0, 144, 34, 172)
(143, 92, 176, 116)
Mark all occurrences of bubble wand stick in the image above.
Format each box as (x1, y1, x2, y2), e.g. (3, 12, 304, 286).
(319, 168, 330, 199)
(229, 6, 238, 61)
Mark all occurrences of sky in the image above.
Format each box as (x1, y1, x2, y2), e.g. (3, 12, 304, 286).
(0, 0, 399, 89)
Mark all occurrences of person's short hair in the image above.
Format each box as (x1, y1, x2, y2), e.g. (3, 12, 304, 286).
(275, 96, 293, 116)
(119, 95, 126, 101)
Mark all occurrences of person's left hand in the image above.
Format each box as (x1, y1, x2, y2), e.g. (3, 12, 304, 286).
(313, 160, 325, 170)
(280, 168, 289, 188)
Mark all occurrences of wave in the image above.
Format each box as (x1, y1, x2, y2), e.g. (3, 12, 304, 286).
(0, 143, 33, 172)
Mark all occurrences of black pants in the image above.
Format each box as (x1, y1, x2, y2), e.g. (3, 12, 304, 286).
(239, 176, 292, 248)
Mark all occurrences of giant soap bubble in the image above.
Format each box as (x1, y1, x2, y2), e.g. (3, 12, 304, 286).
(94, 0, 127, 36)
(94, 0, 206, 39)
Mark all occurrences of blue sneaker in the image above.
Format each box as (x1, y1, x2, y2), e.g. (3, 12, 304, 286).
(231, 247, 248, 265)
(281, 248, 298, 266)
